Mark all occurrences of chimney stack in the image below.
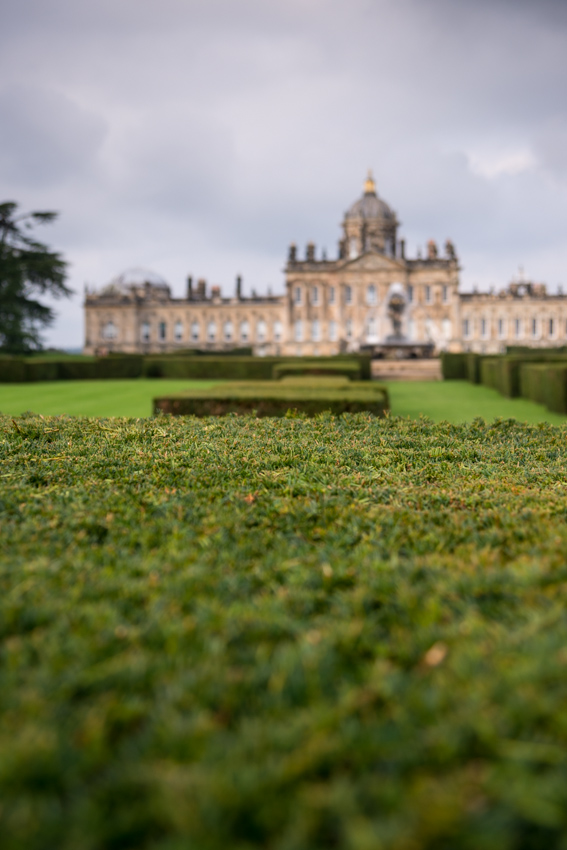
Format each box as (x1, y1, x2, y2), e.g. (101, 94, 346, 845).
(306, 242, 315, 262)
(187, 275, 193, 300)
(197, 279, 207, 300)
(236, 275, 242, 299)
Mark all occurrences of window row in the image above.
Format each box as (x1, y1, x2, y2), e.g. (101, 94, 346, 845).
(137, 319, 283, 344)
(462, 316, 562, 340)
(293, 284, 451, 306)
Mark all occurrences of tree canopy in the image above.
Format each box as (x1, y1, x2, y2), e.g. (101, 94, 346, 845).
(0, 202, 72, 354)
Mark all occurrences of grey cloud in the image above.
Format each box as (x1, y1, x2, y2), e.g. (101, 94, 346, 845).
(0, 84, 106, 187)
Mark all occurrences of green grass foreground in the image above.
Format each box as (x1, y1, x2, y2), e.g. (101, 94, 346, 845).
(3, 412, 567, 849)
(1, 378, 566, 422)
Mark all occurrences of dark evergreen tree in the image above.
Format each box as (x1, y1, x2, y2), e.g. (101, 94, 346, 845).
(0, 202, 71, 353)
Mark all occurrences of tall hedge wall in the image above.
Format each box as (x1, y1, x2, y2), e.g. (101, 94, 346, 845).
(0, 353, 372, 383)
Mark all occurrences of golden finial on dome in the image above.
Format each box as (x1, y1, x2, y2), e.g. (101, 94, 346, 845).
(364, 169, 376, 194)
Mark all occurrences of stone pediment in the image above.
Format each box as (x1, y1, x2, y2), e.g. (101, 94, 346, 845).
(340, 252, 405, 272)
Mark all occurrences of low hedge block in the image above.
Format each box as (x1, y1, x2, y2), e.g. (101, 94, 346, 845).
(441, 352, 468, 380)
(272, 360, 361, 381)
(0, 358, 26, 382)
(154, 381, 389, 417)
(520, 363, 567, 413)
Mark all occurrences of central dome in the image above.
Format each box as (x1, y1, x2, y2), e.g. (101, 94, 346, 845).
(345, 172, 396, 221)
(340, 171, 399, 259)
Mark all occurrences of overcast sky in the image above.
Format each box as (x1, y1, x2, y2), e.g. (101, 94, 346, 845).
(2, 0, 567, 348)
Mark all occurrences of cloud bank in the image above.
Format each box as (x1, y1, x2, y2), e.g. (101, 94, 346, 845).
(1, 0, 567, 347)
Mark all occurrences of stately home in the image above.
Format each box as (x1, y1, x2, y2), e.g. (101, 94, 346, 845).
(84, 174, 565, 357)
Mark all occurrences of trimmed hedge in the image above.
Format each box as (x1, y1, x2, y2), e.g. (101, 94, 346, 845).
(4, 414, 567, 848)
(440, 352, 467, 379)
(154, 380, 389, 417)
(0, 354, 371, 383)
(272, 359, 361, 381)
(520, 363, 567, 413)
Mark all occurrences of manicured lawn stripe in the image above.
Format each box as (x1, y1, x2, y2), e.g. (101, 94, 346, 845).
(1, 378, 566, 422)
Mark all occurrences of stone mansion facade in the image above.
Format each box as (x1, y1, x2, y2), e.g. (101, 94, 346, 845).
(84, 174, 566, 357)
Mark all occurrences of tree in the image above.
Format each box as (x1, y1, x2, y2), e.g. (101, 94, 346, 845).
(0, 202, 72, 353)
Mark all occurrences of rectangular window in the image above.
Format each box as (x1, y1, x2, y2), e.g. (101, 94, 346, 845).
(274, 320, 282, 341)
(515, 318, 521, 339)
(294, 320, 303, 342)
(407, 285, 413, 303)
(158, 321, 166, 341)
(294, 286, 301, 304)
(141, 321, 150, 342)
(532, 318, 538, 338)
(463, 318, 470, 338)
(443, 285, 449, 303)
(311, 286, 319, 305)
(174, 320, 183, 341)
(345, 285, 353, 305)
(311, 319, 320, 342)
(498, 318, 504, 338)
(346, 319, 353, 339)
(425, 285, 432, 303)
(549, 317, 555, 336)
(481, 318, 487, 338)
(329, 320, 337, 341)
(328, 287, 335, 304)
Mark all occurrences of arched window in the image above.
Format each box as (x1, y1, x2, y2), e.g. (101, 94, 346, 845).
(207, 321, 216, 341)
(367, 285, 377, 306)
(240, 320, 249, 342)
(174, 320, 183, 341)
(257, 319, 266, 341)
(102, 320, 117, 340)
(190, 321, 200, 341)
(349, 238, 358, 259)
(224, 320, 233, 341)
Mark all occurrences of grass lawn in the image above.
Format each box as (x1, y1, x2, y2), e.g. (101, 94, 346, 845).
(3, 412, 567, 848)
(0, 379, 219, 418)
(0, 377, 566, 422)
(388, 379, 567, 424)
